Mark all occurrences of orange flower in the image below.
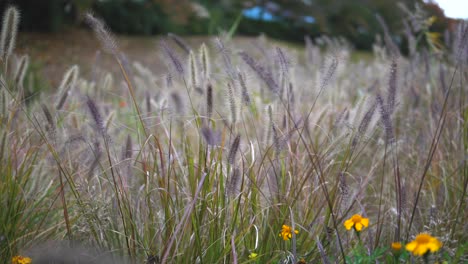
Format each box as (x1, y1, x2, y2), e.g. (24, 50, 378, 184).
(405, 233, 442, 256)
(344, 214, 369, 232)
(279, 224, 299, 241)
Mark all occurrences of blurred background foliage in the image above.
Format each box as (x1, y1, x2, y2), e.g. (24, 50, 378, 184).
(0, 0, 460, 51)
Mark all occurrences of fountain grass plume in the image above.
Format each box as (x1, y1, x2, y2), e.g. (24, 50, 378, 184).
(86, 95, 106, 136)
(376, 93, 395, 144)
(124, 134, 132, 160)
(276, 47, 290, 78)
(239, 51, 279, 93)
(227, 82, 238, 125)
(58, 65, 79, 92)
(14, 55, 28, 87)
(41, 103, 56, 141)
(352, 100, 377, 149)
(161, 40, 184, 76)
(206, 82, 213, 119)
(214, 37, 235, 79)
(84, 12, 118, 56)
(168, 32, 191, 54)
(56, 65, 79, 110)
(170, 91, 183, 115)
(0, 6, 19, 66)
(228, 134, 241, 165)
(227, 168, 241, 197)
(387, 57, 398, 114)
(145, 90, 152, 114)
(201, 126, 220, 146)
(199, 43, 210, 80)
(237, 70, 251, 105)
(189, 51, 198, 90)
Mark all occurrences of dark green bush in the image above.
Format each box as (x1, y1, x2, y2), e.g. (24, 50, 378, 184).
(326, 4, 381, 50)
(238, 18, 321, 43)
(0, 0, 77, 32)
(92, 0, 170, 35)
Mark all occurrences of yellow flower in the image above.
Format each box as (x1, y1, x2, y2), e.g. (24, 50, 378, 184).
(344, 214, 369, 232)
(279, 224, 299, 241)
(391, 242, 403, 256)
(297, 258, 306, 264)
(248, 252, 258, 259)
(391, 242, 402, 251)
(405, 233, 442, 256)
(12, 255, 32, 264)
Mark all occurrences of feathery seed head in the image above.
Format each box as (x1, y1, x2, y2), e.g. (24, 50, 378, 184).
(161, 40, 184, 75)
(14, 55, 29, 87)
(387, 57, 398, 114)
(56, 65, 79, 110)
(227, 168, 241, 197)
(206, 82, 213, 119)
(84, 13, 118, 55)
(189, 50, 198, 90)
(0, 6, 20, 63)
(86, 96, 106, 135)
(201, 126, 220, 146)
(199, 43, 210, 80)
(168, 32, 191, 54)
(376, 94, 395, 144)
(239, 51, 279, 93)
(227, 82, 238, 125)
(237, 69, 251, 105)
(58, 65, 79, 92)
(227, 134, 241, 165)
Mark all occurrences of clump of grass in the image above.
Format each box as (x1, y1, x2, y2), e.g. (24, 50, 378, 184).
(1, 6, 467, 264)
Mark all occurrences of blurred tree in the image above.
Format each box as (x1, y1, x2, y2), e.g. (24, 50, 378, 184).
(423, 1, 458, 33)
(0, 0, 94, 32)
(0, 0, 458, 51)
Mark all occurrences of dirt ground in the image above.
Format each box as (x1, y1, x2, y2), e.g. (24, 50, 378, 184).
(15, 29, 269, 88)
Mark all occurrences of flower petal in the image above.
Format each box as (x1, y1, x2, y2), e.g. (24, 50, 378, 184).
(414, 244, 429, 256)
(361, 217, 369, 227)
(405, 241, 417, 252)
(344, 219, 354, 230)
(428, 238, 442, 252)
(355, 222, 363, 231)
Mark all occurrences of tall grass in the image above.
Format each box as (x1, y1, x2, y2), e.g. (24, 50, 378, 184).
(1, 6, 467, 263)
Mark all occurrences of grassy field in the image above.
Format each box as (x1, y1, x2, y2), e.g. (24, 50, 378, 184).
(1, 7, 467, 264)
